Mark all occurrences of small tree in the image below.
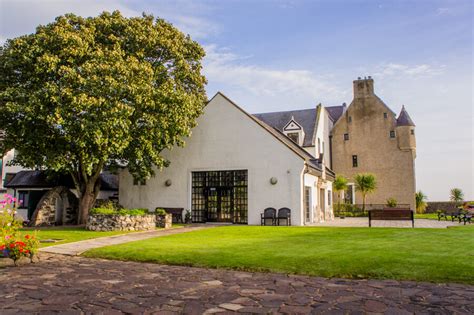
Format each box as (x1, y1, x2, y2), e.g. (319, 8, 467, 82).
(450, 188, 464, 207)
(354, 173, 377, 212)
(333, 175, 348, 211)
(415, 191, 427, 214)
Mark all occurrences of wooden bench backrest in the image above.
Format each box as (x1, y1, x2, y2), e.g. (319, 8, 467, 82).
(370, 209, 412, 220)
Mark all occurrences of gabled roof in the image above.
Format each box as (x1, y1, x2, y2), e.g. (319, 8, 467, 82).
(4, 170, 118, 191)
(253, 108, 317, 147)
(325, 104, 346, 122)
(397, 105, 415, 127)
(211, 92, 322, 175)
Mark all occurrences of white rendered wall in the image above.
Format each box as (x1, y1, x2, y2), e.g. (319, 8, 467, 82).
(119, 93, 307, 225)
(1, 149, 26, 191)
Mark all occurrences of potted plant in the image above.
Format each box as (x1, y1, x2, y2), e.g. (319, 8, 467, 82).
(185, 209, 192, 224)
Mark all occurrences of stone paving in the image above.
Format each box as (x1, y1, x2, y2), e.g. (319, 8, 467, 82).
(1, 254, 473, 314)
(40, 225, 212, 256)
(310, 218, 463, 228)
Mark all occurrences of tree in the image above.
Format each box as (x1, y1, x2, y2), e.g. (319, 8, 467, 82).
(450, 188, 464, 207)
(0, 11, 207, 223)
(333, 175, 348, 211)
(354, 173, 377, 212)
(415, 191, 427, 214)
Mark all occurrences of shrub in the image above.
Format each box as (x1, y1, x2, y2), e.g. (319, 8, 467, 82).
(90, 207, 149, 216)
(155, 208, 167, 216)
(386, 198, 398, 208)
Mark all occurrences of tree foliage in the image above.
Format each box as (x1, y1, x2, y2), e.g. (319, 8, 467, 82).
(354, 173, 377, 211)
(333, 175, 348, 210)
(0, 11, 207, 223)
(415, 190, 427, 214)
(449, 188, 464, 207)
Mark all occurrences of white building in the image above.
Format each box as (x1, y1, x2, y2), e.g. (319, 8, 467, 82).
(119, 92, 339, 226)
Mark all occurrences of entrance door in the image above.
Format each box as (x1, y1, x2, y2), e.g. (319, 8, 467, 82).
(204, 187, 233, 223)
(319, 188, 326, 221)
(304, 186, 311, 223)
(192, 170, 248, 224)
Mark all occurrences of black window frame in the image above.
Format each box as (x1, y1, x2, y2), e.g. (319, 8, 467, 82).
(287, 132, 299, 144)
(352, 155, 358, 167)
(344, 133, 349, 141)
(390, 130, 396, 138)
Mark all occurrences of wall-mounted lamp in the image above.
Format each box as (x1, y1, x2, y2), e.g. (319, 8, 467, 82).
(165, 179, 172, 187)
(270, 177, 278, 185)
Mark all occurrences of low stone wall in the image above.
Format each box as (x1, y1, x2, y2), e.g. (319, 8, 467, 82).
(86, 214, 156, 231)
(156, 214, 172, 229)
(425, 201, 472, 213)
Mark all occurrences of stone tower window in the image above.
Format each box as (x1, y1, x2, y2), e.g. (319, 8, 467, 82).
(411, 129, 415, 135)
(390, 130, 396, 138)
(384, 112, 388, 119)
(344, 133, 349, 141)
(352, 155, 358, 167)
(348, 116, 352, 123)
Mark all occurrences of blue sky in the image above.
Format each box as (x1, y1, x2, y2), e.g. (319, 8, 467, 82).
(1, 0, 472, 200)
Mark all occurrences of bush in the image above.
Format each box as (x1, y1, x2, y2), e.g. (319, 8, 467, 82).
(90, 207, 149, 216)
(386, 198, 398, 208)
(0, 194, 39, 265)
(155, 208, 167, 216)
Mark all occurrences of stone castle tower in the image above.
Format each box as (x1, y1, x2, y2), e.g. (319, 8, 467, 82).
(331, 77, 416, 210)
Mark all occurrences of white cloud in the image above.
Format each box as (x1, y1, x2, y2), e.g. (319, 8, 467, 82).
(203, 45, 346, 111)
(0, 0, 219, 43)
(171, 15, 219, 39)
(374, 63, 446, 78)
(0, 0, 141, 43)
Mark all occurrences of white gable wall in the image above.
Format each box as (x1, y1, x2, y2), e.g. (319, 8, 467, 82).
(119, 93, 307, 225)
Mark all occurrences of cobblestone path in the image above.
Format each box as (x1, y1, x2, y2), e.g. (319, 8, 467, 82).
(1, 254, 473, 314)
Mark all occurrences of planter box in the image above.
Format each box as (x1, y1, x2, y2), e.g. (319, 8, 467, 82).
(156, 213, 172, 229)
(86, 214, 156, 231)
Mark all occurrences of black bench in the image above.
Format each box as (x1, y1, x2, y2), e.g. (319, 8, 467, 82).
(368, 209, 414, 228)
(158, 207, 184, 223)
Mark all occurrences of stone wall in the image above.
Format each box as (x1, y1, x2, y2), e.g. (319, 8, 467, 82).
(156, 214, 172, 229)
(425, 201, 472, 213)
(86, 214, 156, 231)
(30, 186, 78, 226)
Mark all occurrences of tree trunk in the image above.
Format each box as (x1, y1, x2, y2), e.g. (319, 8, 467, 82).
(77, 179, 101, 225)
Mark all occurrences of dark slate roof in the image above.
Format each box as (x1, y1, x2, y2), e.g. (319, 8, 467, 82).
(253, 108, 317, 147)
(326, 104, 346, 122)
(5, 170, 118, 190)
(397, 105, 415, 126)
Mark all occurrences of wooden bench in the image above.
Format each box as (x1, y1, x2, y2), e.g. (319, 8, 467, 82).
(368, 209, 414, 227)
(157, 207, 184, 223)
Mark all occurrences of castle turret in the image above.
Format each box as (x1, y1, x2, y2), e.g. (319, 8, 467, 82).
(353, 76, 374, 98)
(396, 105, 416, 156)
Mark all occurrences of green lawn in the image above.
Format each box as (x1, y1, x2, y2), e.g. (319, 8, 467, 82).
(19, 227, 137, 248)
(84, 225, 474, 284)
(415, 213, 440, 220)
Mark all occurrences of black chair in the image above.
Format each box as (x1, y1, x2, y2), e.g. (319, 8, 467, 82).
(277, 208, 291, 226)
(261, 208, 277, 226)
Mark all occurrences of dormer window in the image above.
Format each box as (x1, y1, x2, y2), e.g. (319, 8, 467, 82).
(287, 132, 299, 144)
(283, 116, 304, 146)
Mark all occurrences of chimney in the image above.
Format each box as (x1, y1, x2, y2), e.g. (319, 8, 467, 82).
(353, 76, 374, 98)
